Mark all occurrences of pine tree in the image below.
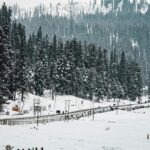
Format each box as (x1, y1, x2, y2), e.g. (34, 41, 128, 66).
(9, 21, 19, 100)
(74, 67, 83, 97)
(87, 44, 97, 68)
(103, 49, 109, 98)
(0, 3, 11, 36)
(34, 27, 48, 96)
(135, 63, 143, 100)
(95, 74, 106, 100)
(96, 48, 104, 73)
(109, 49, 124, 100)
(126, 61, 142, 101)
(87, 68, 96, 100)
(96, 48, 106, 100)
(56, 40, 75, 95)
(0, 3, 13, 103)
(50, 35, 58, 97)
(118, 51, 127, 98)
(16, 24, 31, 101)
(27, 35, 35, 66)
(43, 34, 50, 89)
(0, 26, 11, 103)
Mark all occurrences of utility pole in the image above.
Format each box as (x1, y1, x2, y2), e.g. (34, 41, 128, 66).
(68, 100, 70, 117)
(130, 99, 132, 111)
(33, 98, 41, 127)
(92, 95, 95, 121)
(116, 101, 119, 115)
(54, 91, 56, 108)
(37, 110, 39, 127)
(65, 100, 71, 121)
(64, 100, 67, 121)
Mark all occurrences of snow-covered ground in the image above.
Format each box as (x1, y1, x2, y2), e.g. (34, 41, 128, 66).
(2, 92, 102, 118)
(1, 90, 140, 119)
(0, 108, 150, 150)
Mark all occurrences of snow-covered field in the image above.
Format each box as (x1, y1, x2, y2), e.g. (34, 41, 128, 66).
(1, 92, 102, 118)
(0, 108, 150, 150)
(1, 91, 138, 119)
(1, 92, 149, 149)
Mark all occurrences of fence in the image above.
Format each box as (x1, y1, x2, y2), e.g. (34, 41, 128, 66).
(1, 103, 150, 126)
(0, 106, 110, 125)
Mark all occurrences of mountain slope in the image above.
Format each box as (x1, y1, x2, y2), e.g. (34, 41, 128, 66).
(0, 0, 150, 18)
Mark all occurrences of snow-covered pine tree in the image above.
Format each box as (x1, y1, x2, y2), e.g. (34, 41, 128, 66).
(34, 26, 49, 96)
(118, 51, 128, 98)
(0, 3, 12, 105)
(52, 39, 64, 94)
(74, 67, 83, 97)
(87, 44, 97, 68)
(9, 21, 19, 100)
(16, 23, 31, 101)
(50, 35, 58, 98)
(109, 49, 124, 100)
(26, 34, 35, 66)
(126, 61, 142, 101)
(134, 62, 143, 100)
(0, 26, 11, 105)
(103, 49, 109, 98)
(0, 3, 11, 36)
(56, 40, 75, 95)
(87, 67, 96, 100)
(76, 41, 84, 68)
(95, 48, 106, 100)
(81, 65, 89, 99)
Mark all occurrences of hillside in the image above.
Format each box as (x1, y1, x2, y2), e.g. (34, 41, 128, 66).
(5, 0, 150, 85)
(0, 0, 150, 17)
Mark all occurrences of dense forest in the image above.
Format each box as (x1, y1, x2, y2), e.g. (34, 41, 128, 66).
(14, 0, 150, 85)
(0, 3, 143, 109)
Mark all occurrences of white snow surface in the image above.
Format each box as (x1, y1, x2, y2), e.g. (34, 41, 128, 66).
(0, 108, 150, 149)
(0, 92, 149, 149)
(1, 90, 138, 118)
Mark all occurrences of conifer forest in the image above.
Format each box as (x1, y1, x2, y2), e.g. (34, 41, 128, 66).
(0, 2, 144, 106)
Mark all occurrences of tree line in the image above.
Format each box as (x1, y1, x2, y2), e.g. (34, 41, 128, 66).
(0, 3, 142, 107)
(16, 0, 150, 85)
